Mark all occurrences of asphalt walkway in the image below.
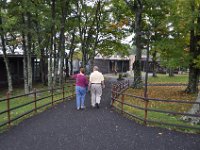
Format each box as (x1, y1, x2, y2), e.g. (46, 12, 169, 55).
(0, 78, 199, 150)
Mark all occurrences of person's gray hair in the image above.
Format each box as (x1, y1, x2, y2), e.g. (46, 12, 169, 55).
(93, 66, 99, 71)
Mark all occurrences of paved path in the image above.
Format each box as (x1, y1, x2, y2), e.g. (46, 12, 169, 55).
(0, 78, 200, 150)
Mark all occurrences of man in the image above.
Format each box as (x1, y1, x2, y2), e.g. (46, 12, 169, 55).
(89, 66, 105, 108)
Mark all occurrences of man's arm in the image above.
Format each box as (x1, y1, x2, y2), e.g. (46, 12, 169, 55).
(101, 80, 105, 89)
(101, 74, 105, 88)
(88, 74, 92, 91)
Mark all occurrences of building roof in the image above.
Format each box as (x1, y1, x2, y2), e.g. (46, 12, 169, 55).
(94, 54, 130, 61)
(0, 54, 36, 58)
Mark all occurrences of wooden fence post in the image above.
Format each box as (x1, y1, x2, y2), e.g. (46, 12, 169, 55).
(113, 86, 115, 102)
(111, 85, 114, 106)
(6, 92, 11, 127)
(117, 85, 119, 96)
(121, 94, 125, 114)
(34, 88, 37, 113)
(51, 87, 54, 106)
(63, 85, 65, 102)
(144, 99, 149, 125)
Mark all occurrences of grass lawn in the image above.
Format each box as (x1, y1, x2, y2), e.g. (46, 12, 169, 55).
(114, 74, 200, 133)
(148, 73, 188, 83)
(0, 82, 75, 132)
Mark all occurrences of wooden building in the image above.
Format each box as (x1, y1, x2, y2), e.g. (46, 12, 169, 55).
(93, 54, 156, 74)
(0, 55, 39, 87)
(93, 55, 135, 74)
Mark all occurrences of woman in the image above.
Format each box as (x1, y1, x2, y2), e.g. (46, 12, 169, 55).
(72, 68, 88, 110)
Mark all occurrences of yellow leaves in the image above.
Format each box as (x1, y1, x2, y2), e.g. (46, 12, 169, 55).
(109, 23, 118, 30)
(184, 48, 189, 52)
(109, 19, 129, 30)
(124, 86, 197, 112)
(118, 18, 129, 27)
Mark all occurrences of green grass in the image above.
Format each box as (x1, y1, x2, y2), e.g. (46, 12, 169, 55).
(114, 101, 200, 133)
(0, 83, 75, 133)
(148, 74, 188, 83)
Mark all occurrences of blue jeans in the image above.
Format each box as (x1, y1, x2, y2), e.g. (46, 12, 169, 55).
(76, 86, 86, 109)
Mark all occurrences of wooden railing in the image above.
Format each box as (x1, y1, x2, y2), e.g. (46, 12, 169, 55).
(111, 82, 200, 131)
(0, 81, 75, 129)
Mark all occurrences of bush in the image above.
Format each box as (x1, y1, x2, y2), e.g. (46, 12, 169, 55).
(122, 73, 128, 77)
(117, 73, 124, 80)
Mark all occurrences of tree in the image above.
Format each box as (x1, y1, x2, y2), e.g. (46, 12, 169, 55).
(184, 0, 200, 93)
(75, 0, 129, 72)
(181, 0, 200, 123)
(0, 1, 13, 92)
(32, 0, 49, 85)
(123, 0, 145, 88)
(58, 0, 68, 86)
(145, 0, 171, 77)
(155, 38, 189, 76)
(21, 1, 34, 93)
(47, 0, 55, 88)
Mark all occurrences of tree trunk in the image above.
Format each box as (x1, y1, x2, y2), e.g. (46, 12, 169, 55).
(53, 52, 58, 86)
(70, 55, 73, 75)
(40, 49, 46, 84)
(21, 13, 29, 94)
(182, 4, 200, 124)
(168, 68, 174, 77)
(58, 0, 68, 86)
(48, 55, 53, 88)
(89, 0, 101, 74)
(27, 53, 32, 91)
(53, 40, 58, 87)
(58, 49, 64, 86)
(2, 52, 13, 93)
(0, 15, 13, 93)
(90, 56, 95, 73)
(0, 36, 13, 93)
(76, 0, 89, 69)
(132, 1, 143, 88)
(82, 49, 87, 69)
(48, 0, 55, 88)
(123, 0, 143, 88)
(185, 1, 200, 93)
(69, 30, 75, 75)
(22, 33, 29, 94)
(181, 92, 200, 124)
(152, 51, 157, 77)
(185, 66, 199, 93)
(27, 12, 32, 92)
(35, 11, 46, 85)
(65, 56, 70, 81)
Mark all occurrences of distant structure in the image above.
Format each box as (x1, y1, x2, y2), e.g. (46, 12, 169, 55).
(0, 54, 39, 87)
(93, 54, 135, 74)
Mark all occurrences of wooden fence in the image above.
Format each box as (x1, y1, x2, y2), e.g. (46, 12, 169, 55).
(111, 80, 200, 131)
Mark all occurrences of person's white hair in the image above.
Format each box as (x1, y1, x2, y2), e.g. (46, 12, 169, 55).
(93, 66, 99, 71)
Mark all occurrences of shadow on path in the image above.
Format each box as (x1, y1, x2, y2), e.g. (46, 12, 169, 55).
(0, 78, 199, 150)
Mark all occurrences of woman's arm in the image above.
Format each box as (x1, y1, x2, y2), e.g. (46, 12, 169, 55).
(71, 74, 77, 79)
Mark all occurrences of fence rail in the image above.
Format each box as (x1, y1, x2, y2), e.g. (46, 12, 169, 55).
(111, 81, 200, 131)
(0, 81, 75, 129)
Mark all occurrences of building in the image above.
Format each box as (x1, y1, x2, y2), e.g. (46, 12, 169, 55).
(0, 54, 39, 87)
(94, 54, 135, 74)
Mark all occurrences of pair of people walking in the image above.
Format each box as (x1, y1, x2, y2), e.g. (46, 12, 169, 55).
(72, 66, 105, 110)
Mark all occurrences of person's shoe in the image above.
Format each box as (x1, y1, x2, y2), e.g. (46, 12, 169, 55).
(96, 103, 99, 109)
(77, 107, 80, 110)
(81, 106, 86, 110)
